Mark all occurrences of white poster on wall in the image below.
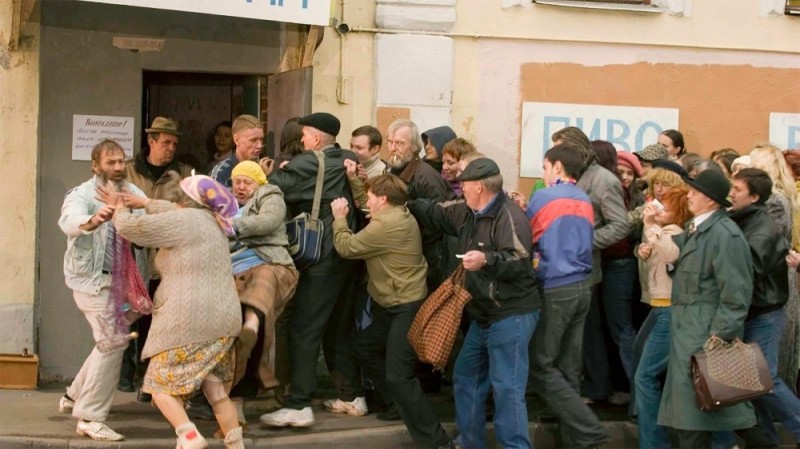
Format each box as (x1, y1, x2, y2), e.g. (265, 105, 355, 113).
(769, 113, 800, 151)
(520, 102, 679, 178)
(76, 0, 332, 26)
(72, 115, 135, 161)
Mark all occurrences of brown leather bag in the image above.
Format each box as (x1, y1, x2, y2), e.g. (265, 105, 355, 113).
(407, 266, 472, 371)
(691, 336, 773, 411)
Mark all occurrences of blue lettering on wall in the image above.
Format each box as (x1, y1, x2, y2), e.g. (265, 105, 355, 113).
(788, 126, 800, 149)
(635, 121, 663, 151)
(543, 116, 570, 152)
(245, 0, 310, 7)
(606, 119, 630, 151)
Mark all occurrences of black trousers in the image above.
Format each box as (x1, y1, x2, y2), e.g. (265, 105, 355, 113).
(284, 269, 362, 409)
(354, 299, 451, 449)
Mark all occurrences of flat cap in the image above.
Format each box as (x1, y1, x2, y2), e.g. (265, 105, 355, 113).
(298, 112, 340, 137)
(456, 158, 500, 182)
(634, 143, 668, 162)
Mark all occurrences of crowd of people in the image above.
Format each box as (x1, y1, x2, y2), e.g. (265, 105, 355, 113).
(56, 111, 800, 449)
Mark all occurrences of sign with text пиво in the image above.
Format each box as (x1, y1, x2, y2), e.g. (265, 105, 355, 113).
(769, 113, 800, 151)
(76, 0, 332, 26)
(72, 115, 135, 161)
(520, 102, 679, 178)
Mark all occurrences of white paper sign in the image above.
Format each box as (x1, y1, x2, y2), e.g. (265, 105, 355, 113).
(72, 115, 135, 161)
(76, 0, 332, 26)
(520, 102, 679, 177)
(769, 113, 800, 151)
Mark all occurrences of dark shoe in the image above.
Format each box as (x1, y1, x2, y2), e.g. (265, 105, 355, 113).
(117, 380, 135, 393)
(186, 396, 215, 421)
(136, 388, 152, 403)
(376, 404, 401, 421)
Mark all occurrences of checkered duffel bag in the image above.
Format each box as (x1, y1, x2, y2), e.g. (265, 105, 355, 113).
(407, 265, 472, 370)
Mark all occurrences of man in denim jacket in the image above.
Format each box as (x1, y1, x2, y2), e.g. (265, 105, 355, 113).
(57, 139, 146, 442)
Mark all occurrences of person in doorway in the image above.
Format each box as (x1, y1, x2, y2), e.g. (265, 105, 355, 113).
(121, 116, 193, 402)
(57, 139, 147, 441)
(331, 174, 456, 449)
(211, 114, 265, 187)
(207, 121, 234, 171)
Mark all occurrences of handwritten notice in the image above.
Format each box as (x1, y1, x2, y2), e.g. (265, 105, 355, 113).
(72, 115, 135, 161)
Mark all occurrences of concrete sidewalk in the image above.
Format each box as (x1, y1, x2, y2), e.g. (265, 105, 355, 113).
(0, 384, 795, 448)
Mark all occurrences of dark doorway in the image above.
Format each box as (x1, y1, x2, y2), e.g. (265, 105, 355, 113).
(142, 71, 261, 173)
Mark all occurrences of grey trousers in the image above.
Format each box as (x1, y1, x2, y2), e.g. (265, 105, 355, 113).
(67, 287, 125, 422)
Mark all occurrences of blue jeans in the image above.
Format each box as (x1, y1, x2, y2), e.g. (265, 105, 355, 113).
(634, 307, 671, 449)
(745, 308, 800, 443)
(454, 311, 539, 449)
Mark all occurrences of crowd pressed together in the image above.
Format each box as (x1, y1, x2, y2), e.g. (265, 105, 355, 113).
(56, 112, 800, 449)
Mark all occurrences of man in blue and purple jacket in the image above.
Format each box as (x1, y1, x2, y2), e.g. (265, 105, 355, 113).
(526, 142, 608, 449)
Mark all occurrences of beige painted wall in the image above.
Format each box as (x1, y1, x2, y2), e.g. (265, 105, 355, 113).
(312, 0, 800, 191)
(0, 7, 39, 308)
(0, 3, 39, 354)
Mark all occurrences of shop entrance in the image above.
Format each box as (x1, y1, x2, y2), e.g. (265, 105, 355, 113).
(142, 71, 262, 173)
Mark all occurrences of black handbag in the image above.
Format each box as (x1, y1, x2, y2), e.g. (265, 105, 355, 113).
(691, 336, 773, 411)
(285, 151, 325, 271)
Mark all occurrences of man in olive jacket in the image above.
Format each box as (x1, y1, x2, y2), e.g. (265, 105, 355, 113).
(331, 174, 455, 449)
(656, 170, 756, 448)
(408, 158, 540, 449)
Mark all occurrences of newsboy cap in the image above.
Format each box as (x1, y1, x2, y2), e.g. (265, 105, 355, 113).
(145, 117, 182, 135)
(634, 143, 668, 162)
(298, 112, 340, 137)
(456, 158, 501, 182)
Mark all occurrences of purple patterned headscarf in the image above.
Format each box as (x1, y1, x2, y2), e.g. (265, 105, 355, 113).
(179, 175, 239, 235)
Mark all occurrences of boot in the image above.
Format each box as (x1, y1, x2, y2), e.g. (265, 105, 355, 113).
(224, 426, 245, 449)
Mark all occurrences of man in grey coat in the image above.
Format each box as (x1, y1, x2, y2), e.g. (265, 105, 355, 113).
(550, 127, 629, 402)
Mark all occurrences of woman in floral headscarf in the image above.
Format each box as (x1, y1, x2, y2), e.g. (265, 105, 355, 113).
(108, 174, 244, 449)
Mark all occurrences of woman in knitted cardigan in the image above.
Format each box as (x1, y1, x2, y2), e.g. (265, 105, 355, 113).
(108, 174, 244, 449)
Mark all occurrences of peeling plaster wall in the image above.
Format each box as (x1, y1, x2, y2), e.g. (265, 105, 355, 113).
(0, 3, 39, 355)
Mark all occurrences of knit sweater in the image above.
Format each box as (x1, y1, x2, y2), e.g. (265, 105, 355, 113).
(114, 200, 241, 359)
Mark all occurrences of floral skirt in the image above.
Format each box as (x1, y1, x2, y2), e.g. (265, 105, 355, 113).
(142, 337, 235, 399)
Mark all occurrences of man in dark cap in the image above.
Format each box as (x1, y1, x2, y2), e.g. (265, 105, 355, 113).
(259, 112, 365, 427)
(408, 158, 541, 449)
(656, 169, 757, 447)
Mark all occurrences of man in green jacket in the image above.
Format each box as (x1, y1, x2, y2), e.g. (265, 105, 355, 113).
(329, 174, 455, 449)
(657, 170, 756, 448)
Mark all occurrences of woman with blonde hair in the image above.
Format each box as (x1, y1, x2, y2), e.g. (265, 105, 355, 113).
(750, 142, 800, 391)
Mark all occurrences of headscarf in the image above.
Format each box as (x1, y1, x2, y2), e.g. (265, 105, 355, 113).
(179, 175, 239, 235)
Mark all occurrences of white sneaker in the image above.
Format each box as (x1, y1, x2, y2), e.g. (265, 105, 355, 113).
(58, 395, 74, 413)
(259, 406, 315, 427)
(608, 391, 631, 406)
(76, 420, 124, 441)
(322, 397, 368, 417)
